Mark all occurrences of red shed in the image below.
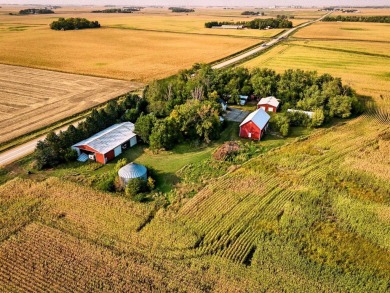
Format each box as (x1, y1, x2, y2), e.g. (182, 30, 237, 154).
(257, 96, 280, 113)
(239, 108, 270, 140)
(72, 122, 137, 164)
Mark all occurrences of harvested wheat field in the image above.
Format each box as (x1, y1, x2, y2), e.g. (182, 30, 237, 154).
(0, 7, 260, 82)
(293, 21, 390, 42)
(243, 42, 390, 102)
(0, 64, 140, 144)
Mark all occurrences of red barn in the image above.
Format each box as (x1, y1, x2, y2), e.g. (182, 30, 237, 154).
(257, 96, 280, 113)
(72, 122, 137, 164)
(239, 108, 270, 140)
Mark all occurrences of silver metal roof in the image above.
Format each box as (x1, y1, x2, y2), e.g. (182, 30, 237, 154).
(118, 163, 147, 179)
(240, 108, 270, 129)
(72, 122, 136, 154)
(258, 96, 280, 108)
(287, 109, 314, 118)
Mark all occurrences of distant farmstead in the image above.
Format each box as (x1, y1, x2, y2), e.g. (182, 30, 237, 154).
(239, 108, 270, 140)
(257, 96, 280, 113)
(212, 25, 244, 29)
(72, 122, 137, 164)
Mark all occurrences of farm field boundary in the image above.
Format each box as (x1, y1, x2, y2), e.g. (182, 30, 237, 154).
(108, 25, 272, 40)
(286, 42, 390, 59)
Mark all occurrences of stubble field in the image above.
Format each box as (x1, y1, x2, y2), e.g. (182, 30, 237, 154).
(0, 64, 140, 144)
(0, 6, 265, 82)
(293, 21, 390, 42)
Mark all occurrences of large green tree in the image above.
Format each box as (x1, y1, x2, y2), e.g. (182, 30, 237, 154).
(135, 113, 157, 144)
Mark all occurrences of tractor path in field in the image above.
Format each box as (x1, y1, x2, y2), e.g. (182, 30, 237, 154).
(212, 12, 331, 69)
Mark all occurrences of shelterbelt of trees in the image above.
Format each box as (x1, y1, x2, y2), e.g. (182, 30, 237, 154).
(205, 16, 293, 29)
(19, 8, 54, 15)
(241, 11, 264, 16)
(34, 64, 363, 169)
(169, 7, 194, 13)
(91, 8, 139, 13)
(50, 18, 101, 30)
(323, 15, 390, 23)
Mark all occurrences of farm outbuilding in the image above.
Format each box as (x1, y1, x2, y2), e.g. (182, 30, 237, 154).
(239, 95, 249, 105)
(239, 108, 270, 140)
(257, 96, 280, 113)
(118, 163, 147, 186)
(287, 109, 314, 118)
(72, 122, 137, 164)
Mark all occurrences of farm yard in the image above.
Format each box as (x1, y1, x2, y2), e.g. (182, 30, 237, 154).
(0, 64, 140, 144)
(0, 5, 390, 292)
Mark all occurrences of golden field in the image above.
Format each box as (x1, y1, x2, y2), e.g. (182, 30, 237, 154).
(0, 6, 327, 82)
(0, 20, 259, 82)
(243, 41, 390, 101)
(0, 64, 139, 144)
(291, 39, 390, 55)
(293, 21, 390, 42)
(331, 8, 390, 16)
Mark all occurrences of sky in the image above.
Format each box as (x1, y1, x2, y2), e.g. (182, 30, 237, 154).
(0, 1, 389, 6)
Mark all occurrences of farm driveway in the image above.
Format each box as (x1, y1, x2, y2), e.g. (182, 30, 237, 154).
(225, 108, 250, 123)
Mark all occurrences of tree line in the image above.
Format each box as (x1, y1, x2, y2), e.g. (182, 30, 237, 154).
(323, 15, 390, 23)
(205, 16, 293, 29)
(91, 8, 137, 13)
(241, 11, 264, 16)
(50, 18, 101, 30)
(19, 8, 54, 15)
(169, 7, 194, 13)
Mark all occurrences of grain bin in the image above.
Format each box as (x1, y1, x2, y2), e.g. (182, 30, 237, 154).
(118, 163, 147, 186)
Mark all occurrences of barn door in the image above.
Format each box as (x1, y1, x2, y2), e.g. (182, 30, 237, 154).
(114, 146, 122, 157)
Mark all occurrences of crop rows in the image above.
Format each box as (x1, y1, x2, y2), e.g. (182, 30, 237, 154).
(0, 64, 138, 144)
(178, 110, 390, 265)
(0, 223, 168, 292)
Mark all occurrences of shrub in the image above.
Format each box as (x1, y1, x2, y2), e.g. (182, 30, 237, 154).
(64, 148, 78, 162)
(115, 158, 128, 173)
(311, 109, 325, 127)
(125, 178, 148, 199)
(270, 114, 290, 136)
(147, 177, 156, 190)
(97, 176, 116, 192)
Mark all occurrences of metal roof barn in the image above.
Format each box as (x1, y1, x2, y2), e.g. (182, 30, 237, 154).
(239, 108, 270, 141)
(257, 96, 280, 113)
(118, 163, 147, 186)
(72, 122, 137, 164)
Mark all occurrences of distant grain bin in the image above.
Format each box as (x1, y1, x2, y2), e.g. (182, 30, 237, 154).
(118, 163, 147, 186)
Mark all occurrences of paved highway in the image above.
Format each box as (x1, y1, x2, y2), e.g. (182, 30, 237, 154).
(0, 121, 83, 167)
(212, 12, 330, 69)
